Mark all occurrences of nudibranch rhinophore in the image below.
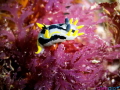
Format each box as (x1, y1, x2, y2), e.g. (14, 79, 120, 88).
(35, 18, 84, 54)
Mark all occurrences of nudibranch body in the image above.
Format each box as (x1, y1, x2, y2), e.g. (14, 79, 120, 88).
(35, 18, 84, 54)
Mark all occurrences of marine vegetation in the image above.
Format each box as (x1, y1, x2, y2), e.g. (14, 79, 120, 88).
(0, 0, 120, 90)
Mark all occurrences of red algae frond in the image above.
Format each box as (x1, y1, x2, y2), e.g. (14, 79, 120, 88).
(0, 0, 120, 90)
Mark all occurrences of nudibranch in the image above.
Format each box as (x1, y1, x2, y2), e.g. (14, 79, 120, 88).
(35, 18, 84, 54)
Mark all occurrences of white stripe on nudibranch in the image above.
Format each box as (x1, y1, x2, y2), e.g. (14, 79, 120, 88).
(35, 18, 85, 54)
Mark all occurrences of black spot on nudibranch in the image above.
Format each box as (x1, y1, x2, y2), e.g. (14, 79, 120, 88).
(41, 25, 47, 34)
(48, 25, 64, 30)
(59, 24, 64, 26)
(38, 35, 66, 45)
(72, 29, 75, 33)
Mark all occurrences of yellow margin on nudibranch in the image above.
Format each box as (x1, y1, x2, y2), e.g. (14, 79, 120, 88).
(36, 23, 44, 29)
(78, 32, 84, 36)
(69, 18, 73, 24)
(50, 31, 61, 36)
(77, 25, 84, 29)
(73, 19, 78, 25)
(44, 29, 50, 38)
(35, 41, 42, 54)
(67, 29, 73, 36)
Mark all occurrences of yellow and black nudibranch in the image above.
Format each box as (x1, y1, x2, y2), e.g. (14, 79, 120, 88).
(35, 18, 84, 54)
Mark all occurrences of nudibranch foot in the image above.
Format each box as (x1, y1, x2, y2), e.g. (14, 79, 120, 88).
(35, 40, 44, 54)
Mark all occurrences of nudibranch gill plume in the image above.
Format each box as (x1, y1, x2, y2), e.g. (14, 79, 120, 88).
(35, 18, 84, 54)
